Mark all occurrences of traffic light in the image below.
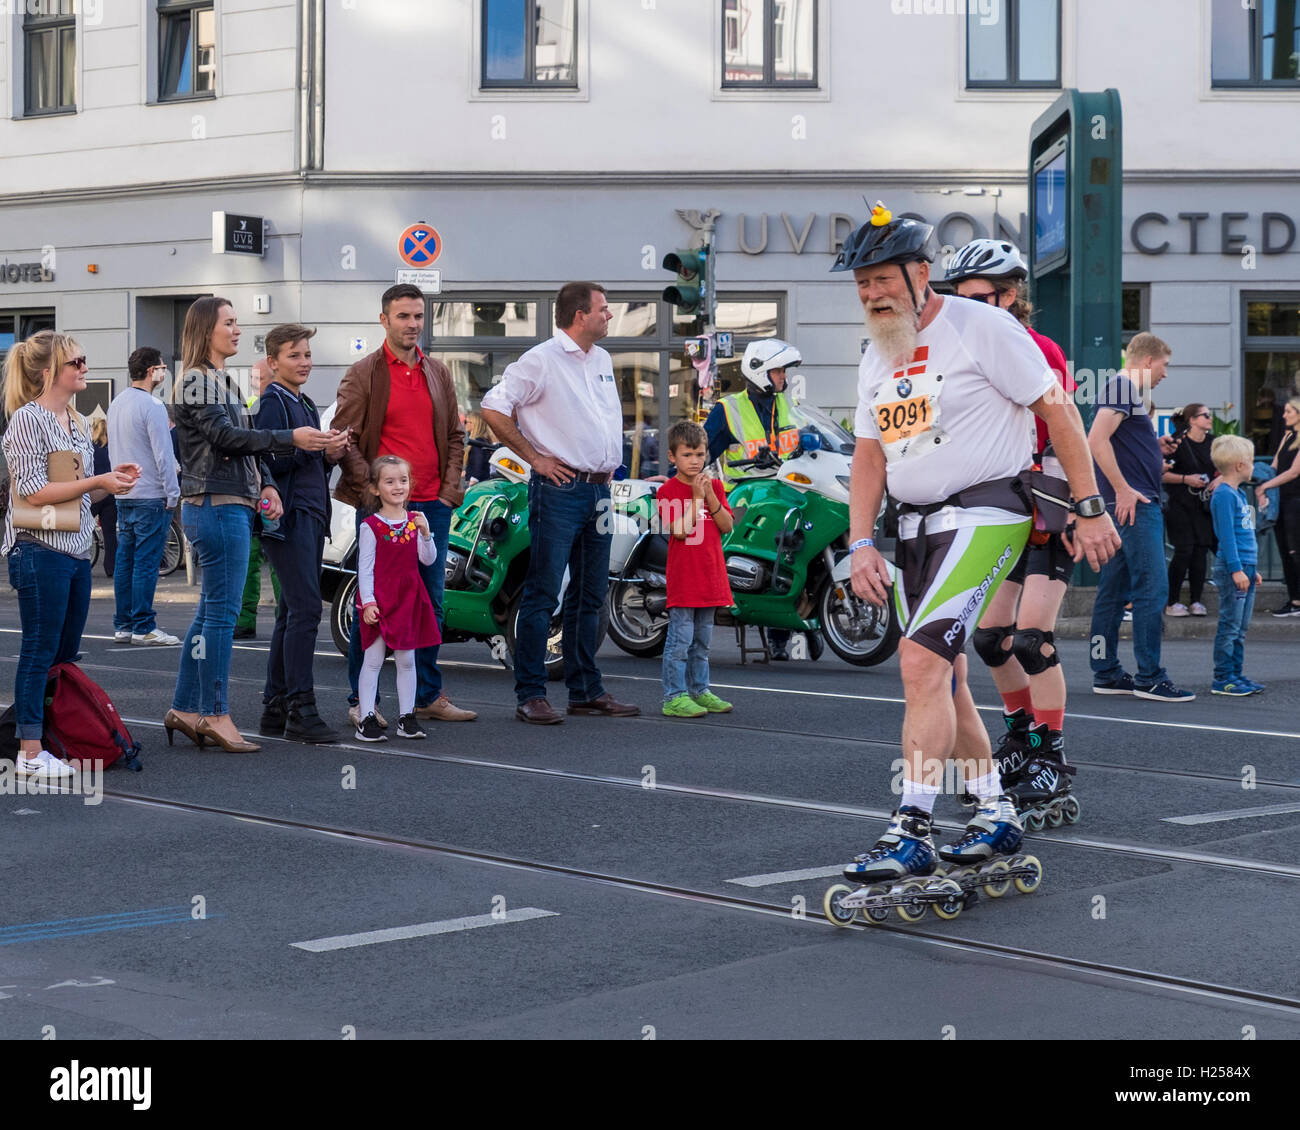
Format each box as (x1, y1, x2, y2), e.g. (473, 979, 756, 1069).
(662, 247, 709, 315)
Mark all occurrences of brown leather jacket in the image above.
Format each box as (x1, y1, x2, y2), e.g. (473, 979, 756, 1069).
(332, 347, 466, 510)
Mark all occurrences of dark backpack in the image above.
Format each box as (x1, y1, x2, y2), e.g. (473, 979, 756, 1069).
(4, 663, 144, 771)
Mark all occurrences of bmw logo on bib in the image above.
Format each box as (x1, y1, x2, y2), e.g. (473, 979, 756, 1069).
(896, 378, 913, 398)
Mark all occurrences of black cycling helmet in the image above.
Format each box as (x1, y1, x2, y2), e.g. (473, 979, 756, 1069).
(830, 203, 937, 273)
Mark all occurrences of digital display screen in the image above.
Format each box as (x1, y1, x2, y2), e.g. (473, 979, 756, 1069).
(1034, 148, 1067, 266)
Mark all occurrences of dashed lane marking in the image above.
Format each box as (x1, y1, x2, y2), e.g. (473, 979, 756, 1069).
(1164, 803, 1300, 826)
(290, 908, 559, 952)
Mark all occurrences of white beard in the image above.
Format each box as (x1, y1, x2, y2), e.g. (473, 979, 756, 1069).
(864, 302, 920, 369)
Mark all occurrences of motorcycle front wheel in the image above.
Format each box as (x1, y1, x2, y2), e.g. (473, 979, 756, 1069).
(330, 574, 357, 656)
(506, 594, 610, 682)
(605, 580, 669, 658)
(817, 577, 900, 667)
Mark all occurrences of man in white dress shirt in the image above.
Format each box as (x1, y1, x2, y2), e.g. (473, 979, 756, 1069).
(481, 282, 641, 724)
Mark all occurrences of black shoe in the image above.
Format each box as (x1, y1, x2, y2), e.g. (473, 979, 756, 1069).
(805, 631, 824, 661)
(259, 696, 287, 736)
(233, 626, 256, 640)
(1271, 602, 1300, 618)
(284, 694, 339, 744)
(396, 714, 427, 739)
(354, 713, 387, 743)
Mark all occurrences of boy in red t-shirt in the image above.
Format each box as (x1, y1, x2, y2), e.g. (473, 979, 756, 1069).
(657, 422, 736, 718)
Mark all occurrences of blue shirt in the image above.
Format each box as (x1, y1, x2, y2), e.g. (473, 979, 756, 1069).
(1094, 374, 1163, 506)
(106, 386, 181, 508)
(1210, 484, 1257, 572)
(254, 382, 328, 524)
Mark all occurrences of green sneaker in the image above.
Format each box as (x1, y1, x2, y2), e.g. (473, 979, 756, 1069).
(663, 694, 708, 718)
(691, 692, 733, 714)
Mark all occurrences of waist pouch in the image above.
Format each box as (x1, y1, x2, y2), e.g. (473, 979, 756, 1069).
(1028, 468, 1072, 541)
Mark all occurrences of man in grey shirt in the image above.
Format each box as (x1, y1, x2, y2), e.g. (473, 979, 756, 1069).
(107, 347, 181, 645)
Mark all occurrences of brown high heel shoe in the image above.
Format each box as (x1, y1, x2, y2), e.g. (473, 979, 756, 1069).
(195, 718, 261, 753)
(163, 710, 206, 748)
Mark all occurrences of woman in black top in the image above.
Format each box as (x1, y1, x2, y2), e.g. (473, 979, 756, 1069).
(1257, 396, 1300, 616)
(1162, 403, 1216, 616)
(89, 414, 117, 577)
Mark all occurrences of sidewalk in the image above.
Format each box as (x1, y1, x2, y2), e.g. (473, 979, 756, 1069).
(1056, 581, 1300, 640)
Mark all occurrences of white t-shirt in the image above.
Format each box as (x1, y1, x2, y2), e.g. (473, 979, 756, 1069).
(853, 297, 1054, 506)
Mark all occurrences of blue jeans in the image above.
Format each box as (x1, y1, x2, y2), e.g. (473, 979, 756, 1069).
(662, 606, 714, 700)
(515, 478, 611, 705)
(263, 510, 326, 702)
(172, 501, 252, 716)
(7, 541, 91, 740)
(113, 498, 172, 634)
(1089, 500, 1169, 687)
(347, 499, 452, 708)
(1212, 561, 1256, 682)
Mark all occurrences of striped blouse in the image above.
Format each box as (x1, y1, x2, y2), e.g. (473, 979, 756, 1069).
(2, 401, 96, 558)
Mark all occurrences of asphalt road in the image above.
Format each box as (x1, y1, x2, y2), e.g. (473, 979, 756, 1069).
(2, 578, 1298, 1044)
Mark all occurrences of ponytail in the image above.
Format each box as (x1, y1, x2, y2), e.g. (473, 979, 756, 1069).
(3, 330, 82, 416)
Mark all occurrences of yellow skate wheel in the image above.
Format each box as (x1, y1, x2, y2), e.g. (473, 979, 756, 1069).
(861, 884, 892, 925)
(929, 878, 965, 920)
(982, 859, 1012, 899)
(1014, 855, 1043, 894)
(894, 879, 929, 923)
(823, 884, 857, 927)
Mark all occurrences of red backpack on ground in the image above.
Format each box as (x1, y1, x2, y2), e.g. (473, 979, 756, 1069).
(41, 663, 144, 771)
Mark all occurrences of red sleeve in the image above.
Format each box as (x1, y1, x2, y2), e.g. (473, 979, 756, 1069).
(712, 479, 732, 512)
(1029, 329, 1074, 394)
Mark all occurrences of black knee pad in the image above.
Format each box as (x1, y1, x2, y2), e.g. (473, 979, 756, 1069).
(972, 624, 1015, 668)
(1013, 628, 1059, 676)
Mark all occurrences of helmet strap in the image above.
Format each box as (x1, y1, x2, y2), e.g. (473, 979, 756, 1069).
(900, 263, 926, 320)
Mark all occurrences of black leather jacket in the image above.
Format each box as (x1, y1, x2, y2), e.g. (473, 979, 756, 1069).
(172, 367, 294, 500)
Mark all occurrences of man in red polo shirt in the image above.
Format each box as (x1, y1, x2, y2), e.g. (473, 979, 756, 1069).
(333, 284, 475, 724)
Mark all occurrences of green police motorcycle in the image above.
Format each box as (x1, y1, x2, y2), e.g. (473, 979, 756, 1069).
(605, 406, 899, 666)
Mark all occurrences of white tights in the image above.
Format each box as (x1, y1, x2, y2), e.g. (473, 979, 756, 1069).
(358, 638, 416, 719)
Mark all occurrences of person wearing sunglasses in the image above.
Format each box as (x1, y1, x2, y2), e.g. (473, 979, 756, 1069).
(2, 331, 141, 780)
(943, 239, 1082, 823)
(1162, 403, 1217, 617)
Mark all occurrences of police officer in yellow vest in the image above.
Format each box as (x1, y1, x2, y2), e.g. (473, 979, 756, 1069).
(703, 338, 819, 660)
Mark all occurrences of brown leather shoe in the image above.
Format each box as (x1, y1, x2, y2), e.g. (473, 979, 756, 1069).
(567, 693, 641, 717)
(515, 698, 564, 725)
(414, 695, 478, 722)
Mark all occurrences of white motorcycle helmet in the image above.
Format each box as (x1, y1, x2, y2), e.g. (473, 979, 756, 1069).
(945, 238, 1028, 282)
(740, 338, 802, 392)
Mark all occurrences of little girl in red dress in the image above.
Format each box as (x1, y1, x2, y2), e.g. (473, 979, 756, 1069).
(354, 455, 441, 742)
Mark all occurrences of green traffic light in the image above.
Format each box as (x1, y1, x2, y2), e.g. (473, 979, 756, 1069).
(663, 248, 708, 313)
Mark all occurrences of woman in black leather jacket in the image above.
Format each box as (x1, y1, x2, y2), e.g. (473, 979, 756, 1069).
(163, 297, 334, 752)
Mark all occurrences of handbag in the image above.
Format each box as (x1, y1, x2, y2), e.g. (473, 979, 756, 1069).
(9, 449, 85, 532)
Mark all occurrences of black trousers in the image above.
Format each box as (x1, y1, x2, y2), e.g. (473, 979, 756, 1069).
(1276, 496, 1300, 602)
(262, 510, 326, 702)
(1165, 502, 1213, 606)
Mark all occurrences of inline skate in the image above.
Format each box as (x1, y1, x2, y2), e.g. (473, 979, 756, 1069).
(1003, 723, 1079, 830)
(959, 708, 1032, 809)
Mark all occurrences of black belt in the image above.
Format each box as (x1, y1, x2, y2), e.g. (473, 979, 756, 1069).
(565, 471, 613, 484)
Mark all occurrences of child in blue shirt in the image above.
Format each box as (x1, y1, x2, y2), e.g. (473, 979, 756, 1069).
(1209, 436, 1263, 696)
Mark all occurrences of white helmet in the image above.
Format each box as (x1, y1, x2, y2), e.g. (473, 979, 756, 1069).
(945, 238, 1028, 282)
(740, 338, 802, 391)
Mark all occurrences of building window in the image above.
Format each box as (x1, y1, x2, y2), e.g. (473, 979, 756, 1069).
(1244, 295, 1300, 457)
(1213, 0, 1300, 86)
(966, 0, 1060, 89)
(1121, 284, 1150, 347)
(23, 1, 76, 116)
(0, 310, 57, 375)
(159, 1, 217, 100)
(722, 0, 817, 88)
(481, 0, 577, 88)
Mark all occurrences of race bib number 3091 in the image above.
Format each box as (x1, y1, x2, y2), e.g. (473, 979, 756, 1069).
(876, 395, 932, 444)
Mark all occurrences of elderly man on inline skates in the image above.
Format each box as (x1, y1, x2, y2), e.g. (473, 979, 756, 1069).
(825, 205, 1120, 925)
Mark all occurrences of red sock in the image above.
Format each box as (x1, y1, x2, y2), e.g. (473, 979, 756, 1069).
(1000, 687, 1035, 716)
(1036, 706, 1066, 731)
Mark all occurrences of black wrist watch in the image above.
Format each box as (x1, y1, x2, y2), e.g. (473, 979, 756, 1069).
(1074, 495, 1106, 519)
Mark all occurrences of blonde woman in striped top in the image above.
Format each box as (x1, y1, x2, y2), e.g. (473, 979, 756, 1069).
(2, 331, 140, 779)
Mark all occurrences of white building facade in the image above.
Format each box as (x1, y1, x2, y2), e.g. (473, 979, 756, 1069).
(1, 0, 1298, 472)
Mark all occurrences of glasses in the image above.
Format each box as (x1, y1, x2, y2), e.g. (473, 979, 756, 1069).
(1195, 412, 1212, 420)
(66, 357, 88, 370)
(959, 292, 999, 305)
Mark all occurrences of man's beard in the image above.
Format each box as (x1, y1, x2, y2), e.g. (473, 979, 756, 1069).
(864, 298, 920, 368)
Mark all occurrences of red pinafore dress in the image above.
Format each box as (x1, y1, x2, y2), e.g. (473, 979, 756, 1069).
(357, 513, 442, 652)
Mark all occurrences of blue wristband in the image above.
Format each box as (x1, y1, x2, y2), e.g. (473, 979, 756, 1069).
(849, 538, 875, 553)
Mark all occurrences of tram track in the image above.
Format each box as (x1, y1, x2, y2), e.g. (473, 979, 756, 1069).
(102, 787, 1300, 1017)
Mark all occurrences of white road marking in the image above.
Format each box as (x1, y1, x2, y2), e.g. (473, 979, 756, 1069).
(727, 865, 844, 887)
(1164, 803, 1300, 826)
(290, 907, 558, 952)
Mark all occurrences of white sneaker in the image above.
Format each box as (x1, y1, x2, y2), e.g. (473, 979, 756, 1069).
(114, 631, 132, 643)
(348, 705, 388, 729)
(15, 750, 76, 779)
(1189, 602, 1208, 617)
(1166, 603, 1189, 617)
(133, 629, 180, 646)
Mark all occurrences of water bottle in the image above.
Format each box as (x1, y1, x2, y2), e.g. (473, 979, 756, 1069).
(259, 496, 280, 535)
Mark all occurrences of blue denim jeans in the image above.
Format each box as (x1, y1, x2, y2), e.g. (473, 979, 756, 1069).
(1212, 561, 1256, 683)
(662, 606, 714, 700)
(113, 498, 172, 634)
(1089, 500, 1169, 687)
(347, 499, 452, 708)
(515, 478, 612, 705)
(172, 500, 252, 716)
(7, 541, 92, 739)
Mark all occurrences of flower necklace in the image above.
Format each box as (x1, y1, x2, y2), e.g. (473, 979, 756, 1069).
(380, 514, 417, 545)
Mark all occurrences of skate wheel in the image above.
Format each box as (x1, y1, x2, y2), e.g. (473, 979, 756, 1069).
(1024, 811, 1045, 833)
(894, 879, 929, 923)
(824, 885, 858, 927)
(861, 884, 892, 925)
(945, 866, 976, 886)
(982, 860, 1012, 899)
(1014, 855, 1043, 894)
(1046, 806, 1065, 829)
(929, 879, 965, 920)
(1062, 796, 1081, 824)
